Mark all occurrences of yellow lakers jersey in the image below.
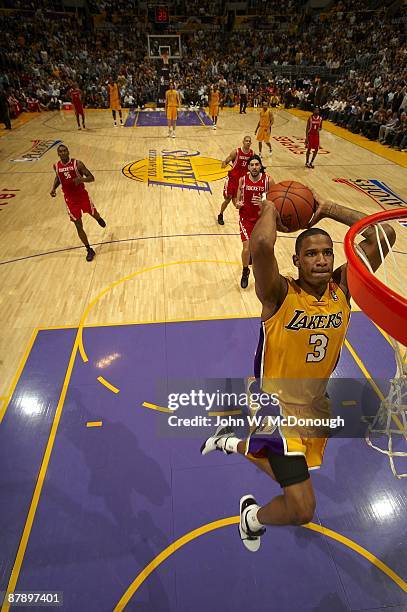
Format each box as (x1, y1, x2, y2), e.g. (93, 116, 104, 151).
(255, 277, 350, 405)
(259, 109, 273, 128)
(210, 91, 220, 106)
(166, 90, 179, 107)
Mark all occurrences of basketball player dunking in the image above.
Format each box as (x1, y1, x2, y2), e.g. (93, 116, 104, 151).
(236, 155, 274, 288)
(305, 106, 322, 168)
(70, 83, 85, 130)
(202, 192, 395, 551)
(50, 144, 106, 262)
(217, 136, 254, 225)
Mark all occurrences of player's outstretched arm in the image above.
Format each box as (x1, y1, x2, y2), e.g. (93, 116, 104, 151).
(235, 176, 244, 209)
(310, 190, 396, 291)
(250, 199, 288, 320)
(75, 161, 95, 184)
(305, 117, 310, 144)
(221, 149, 236, 168)
(50, 173, 60, 197)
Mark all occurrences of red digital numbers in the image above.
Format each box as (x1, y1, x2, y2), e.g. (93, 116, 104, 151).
(155, 7, 169, 22)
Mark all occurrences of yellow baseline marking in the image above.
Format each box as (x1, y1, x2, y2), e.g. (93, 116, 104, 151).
(0, 328, 39, 425)
(345, 339, 384, 401)
(97, 376, 120, 394)
(345, 338, 406, 438)
(114, 516, 406, 610)
(142, 402, 174, 414)
(195, 109, 206, 127)
(285, 108, 407, 168)
(341, 400, 357, 406)
(86, 421, 103, 428)
(77, 260, 241, 364)
(1, 337, 79, 612)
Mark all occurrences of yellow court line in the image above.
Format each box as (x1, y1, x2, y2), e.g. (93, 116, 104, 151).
(0, 328, 39, 425)
(1, 336, 79, 612)
(142, 402, 174, 414)
(345, 338, 406, 437)
(97, 376, 120, 394)
(285, 108, 407, 168)
(345, 339, 385, 401)
(341, 400, 357, 406)
(195, 109, 206, 127)
(77, 260, 241, 364)
(134, 110, 140, 127)
(86, 421, 103, 428)
(373, 323, 407, 363)
(114, 516, 406, 610)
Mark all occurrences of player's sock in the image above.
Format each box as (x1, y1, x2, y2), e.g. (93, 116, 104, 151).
(239, 495, 266, 552)
(245, 505, 264, 531)
(240, 266, 250, 289)
(96, 217, 106, 228)
(217, 213, 224, 225)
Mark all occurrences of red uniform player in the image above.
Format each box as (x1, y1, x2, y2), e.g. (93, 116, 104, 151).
(236, 154, 273, 288)
(50, 144, 106, 261)
(305, 107, 322, 168)
(70, 83, 85, 130)
(217, 135, 254, 225)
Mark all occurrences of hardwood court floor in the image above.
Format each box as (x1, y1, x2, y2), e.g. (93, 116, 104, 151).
(1, 108, 407, 611)
(1, 107, 406, 407)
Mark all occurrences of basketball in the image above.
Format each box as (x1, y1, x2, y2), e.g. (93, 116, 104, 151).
(266, 181, 316, 232)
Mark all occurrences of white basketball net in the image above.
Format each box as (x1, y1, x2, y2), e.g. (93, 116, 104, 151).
(355, 220, 407, 478)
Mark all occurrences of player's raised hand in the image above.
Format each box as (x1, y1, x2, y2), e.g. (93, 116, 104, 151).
(254, 195, 290, 232)
(307, 188, 331, 227)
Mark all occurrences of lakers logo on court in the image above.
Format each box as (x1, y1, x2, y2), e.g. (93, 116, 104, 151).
(334, 178, 407, 207)
(122, 149, 228, 193)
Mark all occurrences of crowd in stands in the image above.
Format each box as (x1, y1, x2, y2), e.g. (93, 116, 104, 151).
(0, 1, 406, 149)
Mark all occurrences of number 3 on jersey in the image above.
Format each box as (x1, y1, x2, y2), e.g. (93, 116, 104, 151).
(306, 333, 328, 362)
